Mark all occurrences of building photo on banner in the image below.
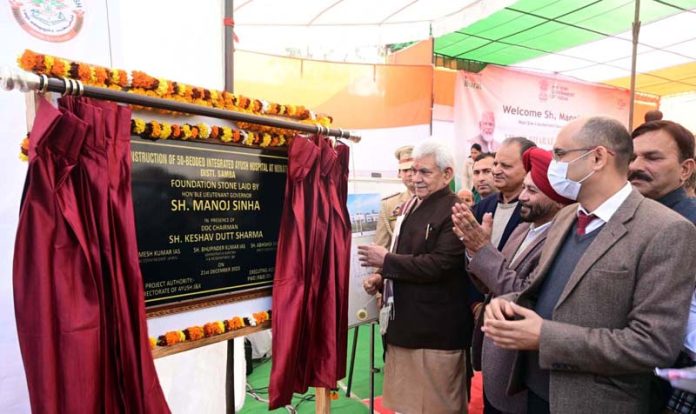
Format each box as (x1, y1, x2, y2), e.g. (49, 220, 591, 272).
(2, 0, 696, 413)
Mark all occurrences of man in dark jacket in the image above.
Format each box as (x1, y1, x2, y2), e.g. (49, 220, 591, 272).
(359, 141, 478, 414)
(630, 120, 696, 413)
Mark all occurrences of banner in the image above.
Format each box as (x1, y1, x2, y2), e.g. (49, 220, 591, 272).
(453, 65, 630, 184)
(345, 193, 381, 327)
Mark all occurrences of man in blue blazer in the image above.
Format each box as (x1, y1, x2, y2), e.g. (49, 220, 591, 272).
(474, 137, 537, 250)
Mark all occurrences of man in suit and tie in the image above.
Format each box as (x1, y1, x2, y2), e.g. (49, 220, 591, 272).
(453, 148, 573, 414)
(483, 116, 696, 413)
(474, 137, 536, 250)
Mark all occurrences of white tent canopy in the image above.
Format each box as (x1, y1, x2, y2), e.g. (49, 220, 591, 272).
(232, 0, 515, 49)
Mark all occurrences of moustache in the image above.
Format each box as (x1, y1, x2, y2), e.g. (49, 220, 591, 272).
(628, 171, 652, 182)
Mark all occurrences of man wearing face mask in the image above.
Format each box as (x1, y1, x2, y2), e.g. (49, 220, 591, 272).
(482, 116, 696, 413)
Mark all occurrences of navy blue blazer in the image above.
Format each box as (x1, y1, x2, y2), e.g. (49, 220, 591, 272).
(473, 192, 523, 250)
(658, 187, 696, 225)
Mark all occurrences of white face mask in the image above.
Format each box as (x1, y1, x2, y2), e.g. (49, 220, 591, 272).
(547, 150, 596, 201)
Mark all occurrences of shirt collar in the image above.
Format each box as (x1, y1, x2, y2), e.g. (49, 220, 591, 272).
(528, 221, 552, 236)
(577, 181, 633, 224)
(497, 191, 520, 204)
(417, 185, 451, 206)
(657, 186, 688, 209)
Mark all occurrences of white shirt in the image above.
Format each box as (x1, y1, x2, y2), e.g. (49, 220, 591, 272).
(577, 182, 633, 234)
(685, 291, 696, 359)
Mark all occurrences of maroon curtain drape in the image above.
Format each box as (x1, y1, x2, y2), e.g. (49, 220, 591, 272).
(14, 97, 170, 413)
(269, 136, 350, 409)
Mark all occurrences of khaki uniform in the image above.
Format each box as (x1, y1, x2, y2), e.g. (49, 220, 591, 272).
(374, 191, 412, 249)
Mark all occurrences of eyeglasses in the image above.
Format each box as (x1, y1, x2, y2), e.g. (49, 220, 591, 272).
(552, 146, 616, 161)
(552, 146, 596, 161)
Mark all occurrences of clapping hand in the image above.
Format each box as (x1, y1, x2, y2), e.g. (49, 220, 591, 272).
(482, 298, 542, 350)
(451, 203, 493, 254)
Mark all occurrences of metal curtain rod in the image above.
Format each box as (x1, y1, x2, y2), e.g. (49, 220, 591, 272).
(0, 68, 361, 143)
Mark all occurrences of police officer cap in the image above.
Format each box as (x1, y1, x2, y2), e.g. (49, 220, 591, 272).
(394, 145, 414, 169)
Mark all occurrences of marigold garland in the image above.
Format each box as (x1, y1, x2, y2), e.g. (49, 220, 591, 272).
(19, 49, 128, 90)
(130, 118, 288, 148)
(18, 49, 333, 129)
(151, 310, 272, 350)
(20, 116, 290, 161)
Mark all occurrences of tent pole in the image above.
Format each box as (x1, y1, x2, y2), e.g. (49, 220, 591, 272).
(224, 0, 235, 93)
(628, 0, 641, 131)
(224, 3, 236, 409)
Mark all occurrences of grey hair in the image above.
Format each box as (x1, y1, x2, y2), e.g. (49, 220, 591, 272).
(574, 116, 632, 171)
(413, 140, 455, 171)
(501, 136, 537, 155)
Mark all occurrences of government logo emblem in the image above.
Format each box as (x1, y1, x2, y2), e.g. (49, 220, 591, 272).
(10, 0, 84, 42)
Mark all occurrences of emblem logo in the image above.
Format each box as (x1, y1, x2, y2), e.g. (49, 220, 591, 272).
(10, 0, 84, 42)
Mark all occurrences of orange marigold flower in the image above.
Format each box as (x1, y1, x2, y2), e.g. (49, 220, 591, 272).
(94, 67, 108, 85)
(253, 311, 269, 324)
(203, 322, 224, 337)
(150, 121, 162, 138)
(164, 331, 184, 346)
(225, 317, 245, 331)
(51, 59, 68, 77)
(171, 124, 182, 139)
(185, 326, 205, 341)
(18, 50, 44, 72)
(117, 70, 128, 88)
(132, 70, 153, 89)
(77, 64, 92, 82)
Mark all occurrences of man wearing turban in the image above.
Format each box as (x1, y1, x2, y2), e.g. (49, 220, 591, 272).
(452, 147, 572, 413)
